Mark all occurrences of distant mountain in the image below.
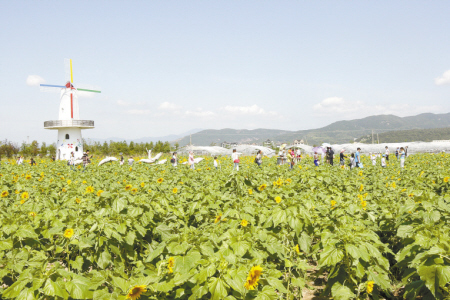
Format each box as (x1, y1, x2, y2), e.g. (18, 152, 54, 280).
(357, 127, 450, 143)
(173, 113, 450, 146)
(89, 128, 202, 144)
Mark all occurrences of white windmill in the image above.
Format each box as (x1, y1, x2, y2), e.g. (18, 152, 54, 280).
(40, 59, 101, 160)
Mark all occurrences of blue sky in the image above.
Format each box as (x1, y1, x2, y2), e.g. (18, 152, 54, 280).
(1, 1, 449, 144)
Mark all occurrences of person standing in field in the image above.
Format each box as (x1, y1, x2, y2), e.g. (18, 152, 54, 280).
(255, 150, 262, 167)
(349, 153, 356, 169)
(287, 149, 295, 169)
(232, 149, 240, 171)
(340, 150, 347, 167)
(405, 146, 408, 158)
(189, 151, 195, 170)
(399, 147, 406, 169)
(328, 147, 335, 166)
(395, 147, 399, 160)
(381, 154, 387, 168)
(171, 152, 178, 167)
(214, 156, 219, 169)
(385, 146, 390, 162)
(370, 153, 377, 166)
(313, 152, 320, 166)
(69, 152, 75, 171)
(355, 147, 362, 168)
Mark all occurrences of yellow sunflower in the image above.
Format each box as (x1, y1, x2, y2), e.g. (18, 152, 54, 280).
(241, 219, 248, 227)
(21, 192, 29, 199)
(367, 281, 374, 294)
(86, 186, 94, 193)
(294, 244, 300, 254)
(25, 174, 31, 180)
(140, 182, 145, 187)
(258, 184, 267, 191)
(62, 188, 67, 193)
(67, 179, 71, 185)
(214, 214, 222, 223)
(244, 265, 263, 290)
(168, 257, 175, 274)
(76, 198, 82, 204)
(248, 189, 253, 195)
(131, 188, 138, 194)
(331, 200, 337, 208)
(444, 177, 449, 183)
(275, 196, 282, 203)
(97, 190, 104, 197)
(172, 188, 178, 194)
(29, 212, 36, 217)
(126, 285, 147, 300)
(157, 178, 164, 184)
(63, 228, 74, 238)
(1, 191, 8, 198)
(359, 184, 364, 192)
(361, 200, 367, 208)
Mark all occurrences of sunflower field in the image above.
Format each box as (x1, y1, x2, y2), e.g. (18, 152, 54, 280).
(0, 154, 449, 300)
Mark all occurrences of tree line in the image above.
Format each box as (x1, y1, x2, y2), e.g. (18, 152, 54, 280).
(0, 139, 178, 159)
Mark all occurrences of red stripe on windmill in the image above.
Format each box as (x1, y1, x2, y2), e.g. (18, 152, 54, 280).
(40, 59, 101, 160)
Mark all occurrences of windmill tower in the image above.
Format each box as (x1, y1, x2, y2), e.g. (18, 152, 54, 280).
(40, 59, 101, 160)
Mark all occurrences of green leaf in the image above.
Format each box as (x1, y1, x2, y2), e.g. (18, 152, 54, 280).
(16, 289, 36, 300)
(145, 242, 166, 262)
(230, 240, 250, 257)
(43, 279, 68, 299)
(112, 197, 127, 213)
(331, 282, 355, 300)
(70, 256, 84, 271)
(175, 249, 201, 273)
(417, 265, 450, 298)
(0, 238, 13, 251)
(111, 276, 129, 293)
(65, 275, 92, 299)
(3, 280, 31, 298)
(266, 277, 288, 293)
(318, 246, 344, 267)
(97, 250, 111, 269)
(223, 267, 247, 295)
(208, 277, 229, 300)
(15, 225, 38, 239)
(397, 225, 414, 238)
(125, 231, 136, 245)
(298, 232, 311, 253)
(254, 286, 278, 300)
(188, 284, 209, 300)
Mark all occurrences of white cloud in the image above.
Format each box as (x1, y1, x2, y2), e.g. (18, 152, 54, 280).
(26, 75, 45, 86)
(126, 109, 151, 115)
(159, 101, 182, 110)
(313, 96, 441, 117)
(222, 104, 278, 116)
(117, 100, 131, 106)
(185, 110, 215, 117)
(435, 70, 450, 86)
(313, 97, 363, 114)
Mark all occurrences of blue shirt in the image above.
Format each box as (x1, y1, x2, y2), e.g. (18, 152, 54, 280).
(355, 151, 360, 163)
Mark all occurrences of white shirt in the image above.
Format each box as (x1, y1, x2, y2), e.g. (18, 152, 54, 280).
(381, 157, 386, 166)
(232, 153, 239, 162)
(214, 160, 218, 167)
(385, 148, 390, 155)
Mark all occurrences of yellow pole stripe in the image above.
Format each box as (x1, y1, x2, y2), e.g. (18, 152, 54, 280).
(70, 59, 73, 83)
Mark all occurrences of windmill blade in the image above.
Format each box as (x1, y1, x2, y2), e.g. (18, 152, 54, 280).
(77, 88, 101, 93)
(64, 58, 72, 83)
(40, 84, 65, 93)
